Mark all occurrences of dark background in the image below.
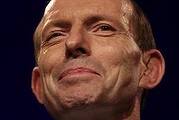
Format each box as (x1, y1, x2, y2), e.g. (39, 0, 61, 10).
(1, 0, 177, 120)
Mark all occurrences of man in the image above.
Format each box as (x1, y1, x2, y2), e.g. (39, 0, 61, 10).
(31, 0, 165, 120)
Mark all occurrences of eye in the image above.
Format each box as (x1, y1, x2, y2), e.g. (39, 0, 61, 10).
(46, 32, 63, 41)
(99, 25, 115, 31)
(45, 30, 68, 42)
(93, 24, 116, 36)
(42, 28, 69, 47)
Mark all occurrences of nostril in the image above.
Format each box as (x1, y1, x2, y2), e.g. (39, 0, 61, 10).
(66, 47, 89, 59)
(76, 48, 86, 54)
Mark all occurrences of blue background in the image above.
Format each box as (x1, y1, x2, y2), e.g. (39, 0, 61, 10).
(1, 0, 177, 120)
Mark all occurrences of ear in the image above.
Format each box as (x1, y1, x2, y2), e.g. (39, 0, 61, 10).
(31, 67, 44, 104)
(139, 49, 165, 89)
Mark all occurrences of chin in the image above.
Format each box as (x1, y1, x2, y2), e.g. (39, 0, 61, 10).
(58, 85, 103, 110)
(56, 79, 102, 107)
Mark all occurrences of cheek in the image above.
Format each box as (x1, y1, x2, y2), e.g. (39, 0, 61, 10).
(38, 46, 65, 75)
(93, 42, 122, 68)
(38, 46, 66, 96)
(37, 47, 65, 110)
(93, 38, 142, 101)
(113, 62, 141, 102)
(94, 37, 140, 74)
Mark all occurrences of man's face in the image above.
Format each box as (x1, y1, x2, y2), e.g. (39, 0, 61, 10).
(36, 0, 145, 114)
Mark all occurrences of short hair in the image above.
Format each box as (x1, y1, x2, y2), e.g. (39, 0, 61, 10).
(130, 1, 156, 111)
(131, 1, 156, 51)
(33, 19, 43, 64)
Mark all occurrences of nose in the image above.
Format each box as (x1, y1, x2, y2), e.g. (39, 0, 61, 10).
(65, 26, 91, 58)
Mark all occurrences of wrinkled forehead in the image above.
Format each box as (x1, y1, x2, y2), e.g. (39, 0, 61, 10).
(44, 0, 133, 18)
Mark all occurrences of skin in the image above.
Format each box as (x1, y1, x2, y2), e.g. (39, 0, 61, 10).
(31, 0, 165, 120)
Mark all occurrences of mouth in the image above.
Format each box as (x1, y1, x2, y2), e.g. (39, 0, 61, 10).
(59, 67, 101, 81)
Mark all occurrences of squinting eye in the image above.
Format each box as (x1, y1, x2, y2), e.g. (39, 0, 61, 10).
(92, 24, 116, 36)
(46, 32, 63, 41)
(94, 24, 116, 32)
(99, 25, 115, 31)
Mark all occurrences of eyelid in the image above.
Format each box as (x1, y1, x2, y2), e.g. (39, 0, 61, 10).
(90, 23, 117, 37)
(45, 30, 67, 41)
(92, 23, 116, 32)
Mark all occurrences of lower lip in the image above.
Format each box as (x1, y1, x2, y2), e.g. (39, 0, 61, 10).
(59, 71, 100, 82)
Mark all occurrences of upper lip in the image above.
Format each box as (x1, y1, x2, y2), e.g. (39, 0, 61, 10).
(59, 67, 100, 80)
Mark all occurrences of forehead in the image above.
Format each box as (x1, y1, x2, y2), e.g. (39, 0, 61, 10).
(44, 0, 133, 18)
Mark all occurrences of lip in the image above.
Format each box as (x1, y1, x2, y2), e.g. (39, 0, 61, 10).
(59, 67, 101, 80)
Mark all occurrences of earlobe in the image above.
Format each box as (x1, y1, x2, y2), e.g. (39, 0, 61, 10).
(31, 67, 44, 104)
(139, 49, 165, 89)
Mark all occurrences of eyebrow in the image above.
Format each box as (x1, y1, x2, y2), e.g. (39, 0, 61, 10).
(83, 15, 125, 31)
(43, 14, 125, 33)
(83, 15, 119, 26)
(84, 15, 109, 26)
(43, 20, 71, 32)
